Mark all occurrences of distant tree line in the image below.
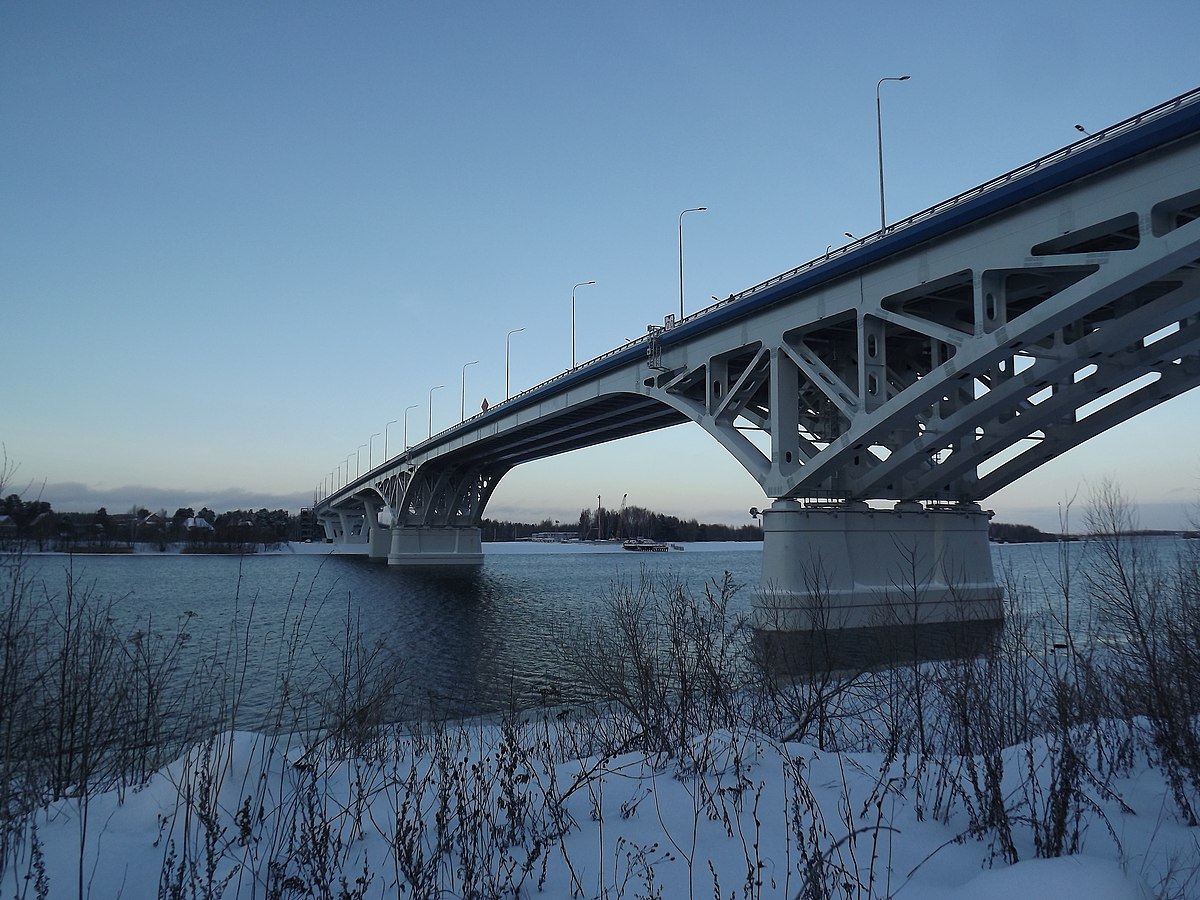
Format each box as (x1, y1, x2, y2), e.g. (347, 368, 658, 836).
(481, 503, 763, 543)
(16, 495, 1143, 549)
(478, 517, 562, 542)
(0, 495, 303, 552)
(987, 521, 1058, 543)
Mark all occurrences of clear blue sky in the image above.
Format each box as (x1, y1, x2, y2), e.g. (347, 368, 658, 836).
(4, 1, 1199, 531)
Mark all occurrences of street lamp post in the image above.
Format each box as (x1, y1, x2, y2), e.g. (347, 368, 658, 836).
(505, 327, 525, 400)
(345, 454, 354, 485)
(356, 443, 367, 478)
(428, 385, 444, 439)
(383, 419, 398, 461)
(400, 408, 420, 453)
(403, 404, 418, 451)
(679, 207, 707, 321)
(368, 432, 381, 470)
(460, 360, 479, 422)
(876, 75, 910, 231)
(571, 281, 595, 369)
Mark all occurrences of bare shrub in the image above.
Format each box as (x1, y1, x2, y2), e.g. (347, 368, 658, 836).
(568, 569, 754, 767)
(751, 561, 873, 753)
(1086, 481, 1200, 824)
(1, 552, 203, 883)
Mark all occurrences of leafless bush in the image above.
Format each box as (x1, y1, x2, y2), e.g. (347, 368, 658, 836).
(751, 562, 875, 753)
(304, 596, 410, 763)
(1085, 481, 1200, 825)
(568, 569, 755, 767)
(1, 550, 204, 883)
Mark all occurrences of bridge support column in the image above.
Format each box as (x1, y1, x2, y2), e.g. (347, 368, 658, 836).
(362, 501, 388, 561)
(317, 513, 338, 542)
(368, 520, 391, 562)
(755, 500, 1003, 631)
(387, 526, 483, 566)
(338, 511, 368, 544)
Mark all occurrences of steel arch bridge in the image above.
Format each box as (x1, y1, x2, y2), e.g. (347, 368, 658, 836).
(314, 87, 1200, 629)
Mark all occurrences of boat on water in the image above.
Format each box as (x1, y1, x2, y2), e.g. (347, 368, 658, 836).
(623, 537, 669, 552)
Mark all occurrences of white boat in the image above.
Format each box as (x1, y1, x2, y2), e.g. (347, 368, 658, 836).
(622, 538, 668, 552)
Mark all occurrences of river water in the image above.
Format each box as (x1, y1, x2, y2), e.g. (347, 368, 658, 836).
(14, 537, 1194, 723)
(18, 543, 762, 722)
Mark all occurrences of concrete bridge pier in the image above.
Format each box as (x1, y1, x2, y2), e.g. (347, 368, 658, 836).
(319, 510, 365, 543)
(340, 510, 368, 544)
(755, 500, 1003, 632)
(316, 512, 338, 542)
(361, 500, 388, 561)
(387, 526, 484, 566)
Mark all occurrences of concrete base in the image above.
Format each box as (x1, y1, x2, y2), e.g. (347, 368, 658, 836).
(387, 526, 484, 566)
(755, 500, 1003, 632)
(367, 525, 390, 562)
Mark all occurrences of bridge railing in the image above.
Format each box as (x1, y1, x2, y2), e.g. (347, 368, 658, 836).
(426, 338, 653, 444)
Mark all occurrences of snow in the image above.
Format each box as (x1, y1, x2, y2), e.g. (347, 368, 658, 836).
(944, 857, 1148, 900)
(7, 718, 1196, 898)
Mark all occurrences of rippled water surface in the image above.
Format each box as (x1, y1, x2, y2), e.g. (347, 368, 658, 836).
(21, 544, 762, 718)
(20, 536, 1193, 719)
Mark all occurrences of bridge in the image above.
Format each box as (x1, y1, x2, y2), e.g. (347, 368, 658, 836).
(314, 87, 1200, 630)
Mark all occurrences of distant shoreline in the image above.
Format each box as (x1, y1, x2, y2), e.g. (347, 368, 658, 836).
(16, 539, 766, 557)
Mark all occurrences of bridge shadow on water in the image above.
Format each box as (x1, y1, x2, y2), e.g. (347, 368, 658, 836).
(754, 618, 1005, 681)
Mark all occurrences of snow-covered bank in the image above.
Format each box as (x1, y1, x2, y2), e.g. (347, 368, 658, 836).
(7, 719, 1188, 899)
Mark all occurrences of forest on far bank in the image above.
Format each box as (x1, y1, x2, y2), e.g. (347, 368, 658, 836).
(481, 502, 763, 542)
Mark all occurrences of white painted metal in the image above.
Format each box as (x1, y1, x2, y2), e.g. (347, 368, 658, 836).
(646, 132, 1200, 503)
